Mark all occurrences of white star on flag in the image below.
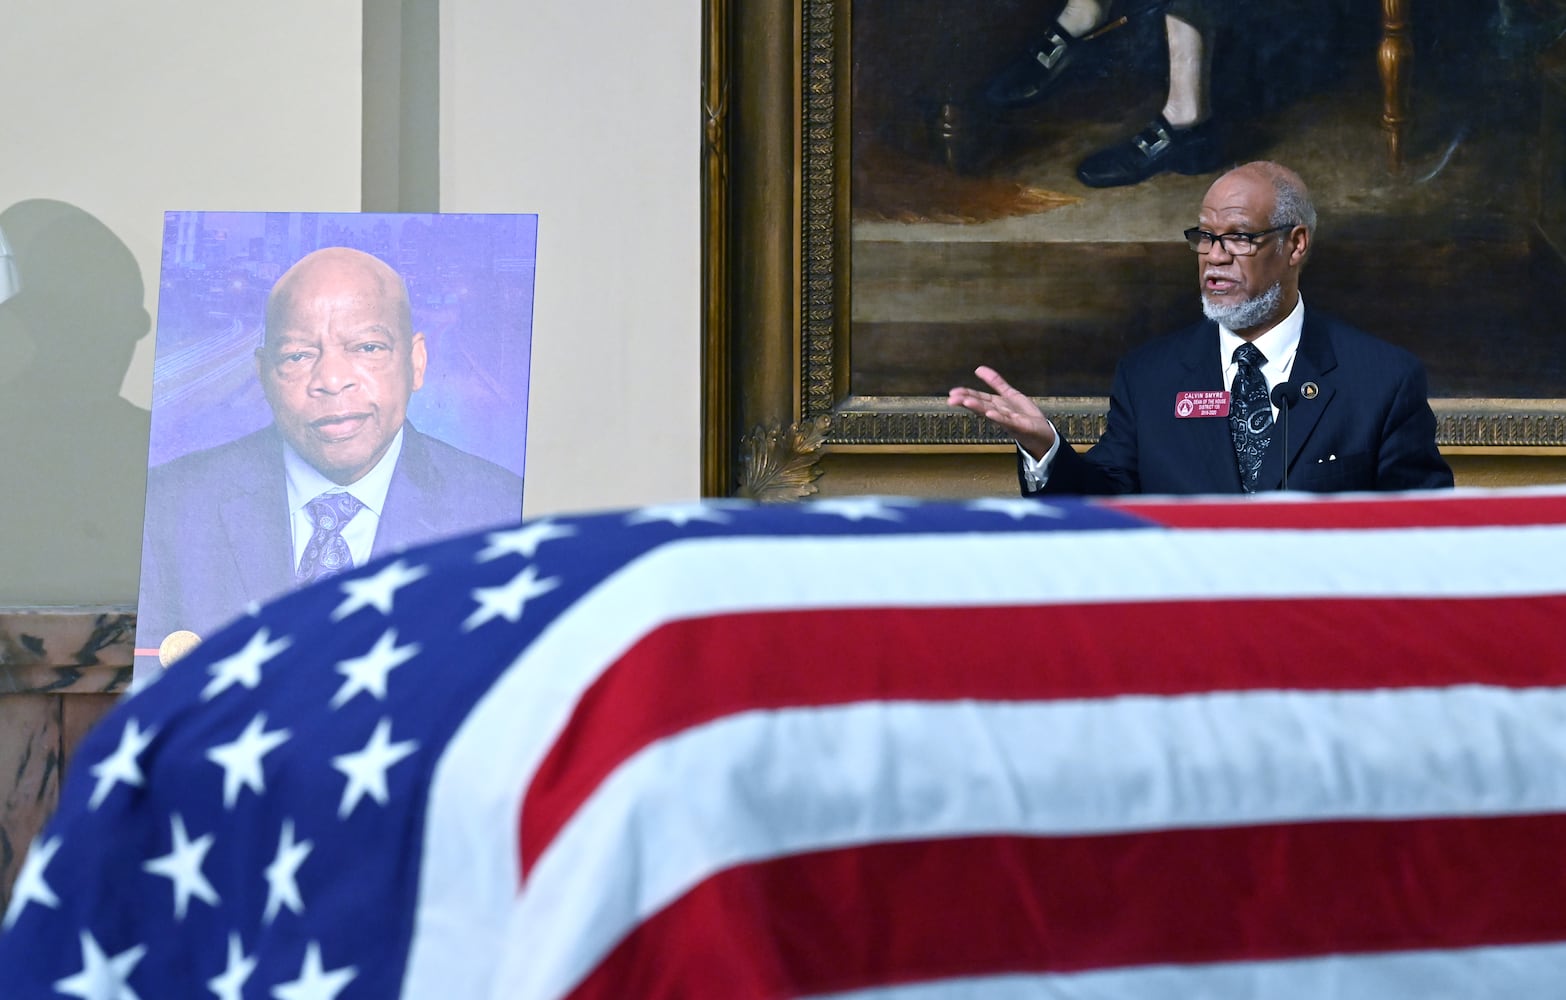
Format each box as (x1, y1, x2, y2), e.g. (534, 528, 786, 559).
(463, 564, 560, 631)
(967, 497, 1067, 520)
(625, 502, 735, 527)
(206, 933, 256, 1000)
(141, 814, 219, 920)
(2, 835, 61, 930)
(804, 497, 911, 521)
(330, 628, 420, 709)
(271, 941, 357, 1000)
(205, 713, 291, 808)
(87, 718, 157, 810)
(201, 627, 293, 701)
(330, 558, 430, 621)
(263, 819, 313, 923)
(331, 719, 419, 818)
(53, 931, 146, 1000)
(476, 519, 576, 561)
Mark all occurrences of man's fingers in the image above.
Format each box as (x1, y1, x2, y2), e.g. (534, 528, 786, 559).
(954, 369, 1048, 439)
(948, 387, 995, 409)
(973, 365, 1016, 396)
(950, 386, 1028, 422)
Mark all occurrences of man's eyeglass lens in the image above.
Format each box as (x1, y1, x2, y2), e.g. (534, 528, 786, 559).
(1183, 226, 1289, 255)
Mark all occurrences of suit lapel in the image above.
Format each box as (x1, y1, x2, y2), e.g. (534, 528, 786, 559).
(217, 430, 295, 602)
(1175, 321, 1244, 492)
(1257, 310, 1338, 490)
(374, 425, 440, 558)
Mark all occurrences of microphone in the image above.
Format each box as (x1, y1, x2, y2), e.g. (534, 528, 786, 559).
(1270, 382, 1300, 490)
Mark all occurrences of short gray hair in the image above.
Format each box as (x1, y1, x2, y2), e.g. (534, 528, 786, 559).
(1259, 164, 1317, 238)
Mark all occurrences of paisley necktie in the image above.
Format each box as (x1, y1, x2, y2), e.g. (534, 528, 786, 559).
(1229, 342, 1273, 493)
(295, 491, 365, 584)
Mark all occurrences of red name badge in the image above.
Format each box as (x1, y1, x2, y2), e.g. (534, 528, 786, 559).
(1174, 390, 1231, 418)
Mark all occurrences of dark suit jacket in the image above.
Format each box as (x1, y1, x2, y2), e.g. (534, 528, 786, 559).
(137, 423, 523, 650)
(1028, 311, 1454, 496)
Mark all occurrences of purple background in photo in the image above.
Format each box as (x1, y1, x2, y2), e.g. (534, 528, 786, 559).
(147, 211, 536, 479)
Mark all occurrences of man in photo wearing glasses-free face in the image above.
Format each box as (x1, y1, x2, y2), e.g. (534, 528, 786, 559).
(948, 160, 1453, 496)
(136, 247, 524, 680)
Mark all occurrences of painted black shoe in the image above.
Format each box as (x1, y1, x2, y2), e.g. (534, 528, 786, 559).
(1076, 116, 1224, 188)
(982, 20, 1082, 110)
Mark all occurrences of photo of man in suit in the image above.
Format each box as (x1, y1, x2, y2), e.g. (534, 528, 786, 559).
(136, 246, 524, 680)
(948, 160, 1454, 495)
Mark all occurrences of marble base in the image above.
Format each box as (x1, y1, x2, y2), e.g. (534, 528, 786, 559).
(0, 607, 133, 915)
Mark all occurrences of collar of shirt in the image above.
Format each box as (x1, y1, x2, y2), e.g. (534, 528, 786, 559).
(1218, 294, 1305, 412)
(282, 426, 405, 571)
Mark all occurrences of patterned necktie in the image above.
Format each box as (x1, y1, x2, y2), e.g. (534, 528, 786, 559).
(295, 491, 366, 584)
(1229, 342, 1273, 493)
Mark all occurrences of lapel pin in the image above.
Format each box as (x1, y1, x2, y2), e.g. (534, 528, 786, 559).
(1301, 381, 1319, 400)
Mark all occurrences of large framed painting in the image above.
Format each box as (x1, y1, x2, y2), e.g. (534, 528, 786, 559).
(703, 0, 1566, 496)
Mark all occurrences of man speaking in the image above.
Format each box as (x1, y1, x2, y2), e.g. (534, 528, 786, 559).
(136, 246, 522, 677)
(949, 161, 1454, 496)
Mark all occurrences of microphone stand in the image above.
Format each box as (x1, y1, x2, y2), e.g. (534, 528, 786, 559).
(1270, 383, 1299, 491)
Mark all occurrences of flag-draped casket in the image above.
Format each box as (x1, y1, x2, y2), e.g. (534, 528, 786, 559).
(5, 489, 1566, 998)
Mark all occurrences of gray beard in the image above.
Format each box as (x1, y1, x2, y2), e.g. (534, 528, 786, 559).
(1202, 279, 1283, 332)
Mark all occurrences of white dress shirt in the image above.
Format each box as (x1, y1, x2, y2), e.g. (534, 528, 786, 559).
(1021, 296, 1307, 490)
(282, 427, 404, 573)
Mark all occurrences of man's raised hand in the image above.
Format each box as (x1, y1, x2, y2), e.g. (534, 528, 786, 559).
(946, 365, 1057, 460)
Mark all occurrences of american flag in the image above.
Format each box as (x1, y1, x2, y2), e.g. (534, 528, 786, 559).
(5, 489, 1566, 999)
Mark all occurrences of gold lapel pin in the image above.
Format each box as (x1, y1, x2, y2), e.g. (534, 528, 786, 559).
(1301, 381, 1319, 400)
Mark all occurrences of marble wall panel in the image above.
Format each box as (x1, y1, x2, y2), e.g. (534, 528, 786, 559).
(0, 608, 131, 914)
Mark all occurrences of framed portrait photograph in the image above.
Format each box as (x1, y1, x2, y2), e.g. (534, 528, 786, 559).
(134, 211, 537, 681)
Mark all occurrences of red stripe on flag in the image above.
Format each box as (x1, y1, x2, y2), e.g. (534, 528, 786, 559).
(520, 595, 1566, 875)
(1108, 493, 1566, 530)
(563, 814, 1566, 1000)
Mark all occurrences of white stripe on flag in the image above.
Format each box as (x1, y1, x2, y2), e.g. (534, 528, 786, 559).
(495, 686, 1566, 1000)
(403, 524, 1566, 999)
(803, 941, 1566, 1000)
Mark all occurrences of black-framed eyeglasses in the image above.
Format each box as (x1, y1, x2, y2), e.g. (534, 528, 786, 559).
(1183, 225, 1292, 256)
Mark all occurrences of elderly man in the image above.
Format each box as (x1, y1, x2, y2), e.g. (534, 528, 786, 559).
(136, 247, 522, 677)
(948, 161, 1453, 495)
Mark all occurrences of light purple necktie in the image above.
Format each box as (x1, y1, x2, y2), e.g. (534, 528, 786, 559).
(295, 491, 365, 584)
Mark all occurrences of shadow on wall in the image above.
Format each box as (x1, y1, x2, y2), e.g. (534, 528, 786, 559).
(0, 200, 151, 605)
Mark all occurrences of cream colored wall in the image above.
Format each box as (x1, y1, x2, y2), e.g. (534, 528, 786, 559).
(2, 6, 365, 409)
(440, 2, 703, 518)
(0, 2, 361, 605)
(0, 2, 702, 603)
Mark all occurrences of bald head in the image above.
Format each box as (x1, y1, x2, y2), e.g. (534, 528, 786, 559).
(265, 247, 413, 350)
(1218, 161, 1317, 242)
